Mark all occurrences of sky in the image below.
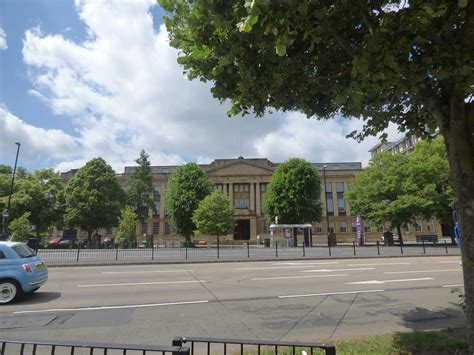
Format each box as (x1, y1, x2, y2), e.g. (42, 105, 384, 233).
(0, 0, 403, 173)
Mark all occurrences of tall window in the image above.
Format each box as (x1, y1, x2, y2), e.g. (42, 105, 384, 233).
(326, 197, 334, 215)
(415, 220, 423, 232)
(315, 222, 322, 234)
(336, 182, 344, 192)
(234, 199, 250, 209)
(141, 222, 148, 235)
(260, 183, 268, 192)
(153, 222, 160, 235)
(339, 221, 347, 233)
(234, 184, 249, 192)
(427, 218, 435, 232)
(214, 183, 224, 192)
(364, 225, 372, 233)
(164, 222, 171, 235)
(337, 196, 346, 216)
(153, 185, 161, 217)
(325, 182, 332, 192)
(377, 225, 385, 233)
(403, 223, 410, 232)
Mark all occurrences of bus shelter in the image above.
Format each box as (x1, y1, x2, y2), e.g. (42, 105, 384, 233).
(269, 223, 313, 247)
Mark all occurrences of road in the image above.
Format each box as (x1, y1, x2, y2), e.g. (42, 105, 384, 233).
(0, 256, 466, 348)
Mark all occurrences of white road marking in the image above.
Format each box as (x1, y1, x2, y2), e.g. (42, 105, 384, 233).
(301, 268, 374, 273)
(442, 284, 464, 288)
(273, 262, 340, 266)
(237, 265, 338, 270)
(347, 262, 411, 266)
(13, 300, 209, 314)
(346, 277, 433, 285)
(279, 289, 384, 299)
(77, 280, 205, 287)
(384, 269, 460, 274)
(102, 270, 194, 274)
(252, 274, 348, 281)
(439, 261, 461, 263)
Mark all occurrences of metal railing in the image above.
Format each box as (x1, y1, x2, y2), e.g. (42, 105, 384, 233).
(35, 240, 460, 265)
(172, 336, 336, 355)
(0, 338, 189, 354)
(0, 337, 336, 355)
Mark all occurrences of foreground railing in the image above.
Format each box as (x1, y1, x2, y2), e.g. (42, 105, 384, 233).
(0, 338, 189, 355)
(172, 336, 336, 355)
(0, 337, 336, 355)
(35, 241, 460, 265)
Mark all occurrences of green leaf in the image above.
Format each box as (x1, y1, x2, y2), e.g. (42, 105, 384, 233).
(275, 43, 286, 56)
(458, 0, 468, 8)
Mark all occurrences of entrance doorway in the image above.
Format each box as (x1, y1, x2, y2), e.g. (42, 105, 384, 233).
(234, 220, 250, 240)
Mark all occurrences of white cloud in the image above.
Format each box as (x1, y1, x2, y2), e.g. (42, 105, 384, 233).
(0, 26, 7, 50)
(0, 106, 80, 163)
(18, 0, 402, 172)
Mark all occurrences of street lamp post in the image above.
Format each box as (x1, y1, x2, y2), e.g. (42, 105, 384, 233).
(322, 164, 330, 239)
(1, 142, 21, 240)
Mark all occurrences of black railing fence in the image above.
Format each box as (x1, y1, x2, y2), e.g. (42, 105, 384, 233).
(35, 240, 460, 265)
(172, 336, 336, 355)
(0, 337, 336, 355)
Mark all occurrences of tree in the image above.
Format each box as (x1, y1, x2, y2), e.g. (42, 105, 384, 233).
(193, 190, 235, 248)
(64, 158, 125, 244)
(125, 150, 155, 222)
(346, 152, 441, 244)
(160, 2, 474, 349)
(115, 208, 138, 248)
(9, 169, 64, 235)
(9, 212, 32, 242)
(263, 158, 322, 245)
(165, 163, 213, 244)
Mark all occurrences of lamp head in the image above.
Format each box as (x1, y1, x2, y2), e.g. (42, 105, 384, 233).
(15, 142, 21, 146)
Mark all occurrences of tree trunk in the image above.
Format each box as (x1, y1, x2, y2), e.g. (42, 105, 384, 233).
(293, 227, 298, 247)
(396, 224, 403, 246)
(87, 230, 93, 249)
(437, 98, 474, 352)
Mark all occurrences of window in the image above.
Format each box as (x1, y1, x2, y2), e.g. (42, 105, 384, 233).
(339, 221, 347, 233)
(214, 183, 224, 192)
(106, 228, 112, 235)
(12, 245, 35, 258)
(364, 225, 372, 233)
(403, 223, 410, 232)
(415, 220, 423, 232)
(329, 221, 335, 233)
(315, 222, 322, 234)
(154, 185, 161, 200)
(326, 197, 334, 214)
(234, 184, 249, 192)
(154, 201, 161, 216)
(153, 222, 160, 235)
(427, 219, 435, 232)
(260, 183, 268, 192)
(234, 199, 250, 209)
(377, 225, 385, 233)
(336, 182, 344, 192)
(165, 222, 171, 235)
(141, 222, 148, 235)
(325, 182, 332, 192)
(337, 196, 346, 216)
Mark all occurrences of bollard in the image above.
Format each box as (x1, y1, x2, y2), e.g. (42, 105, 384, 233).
(352, 241, 356, 256)
(422, 240, 426, 254)
(445, 240, 448, 254)
(276, 242, 278, 258)
(76, 246, 80, 262)
(247, 242, 250, 258)
(328, 243, 332, 256)
(400, 242, 404, 255)
(376, 241, 380, 255)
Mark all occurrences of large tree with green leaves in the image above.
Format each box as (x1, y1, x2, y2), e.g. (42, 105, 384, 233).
(160, 1, 474, 348)
(115, 208, 138, 248)
(9, 212, 32, 242)
(193, 190, 235, 248)
(346, 151, 446, 244)
(125, 150, 155, 222)
(64, 158, 125, 243)
(165, 163, 213, 244)
(263, 158, 322, 245)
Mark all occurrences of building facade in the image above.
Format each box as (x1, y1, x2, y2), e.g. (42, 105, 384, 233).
(59, 157, 447, 246)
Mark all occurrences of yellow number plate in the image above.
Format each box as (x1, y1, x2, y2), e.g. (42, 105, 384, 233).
(36, 264, 45, 270)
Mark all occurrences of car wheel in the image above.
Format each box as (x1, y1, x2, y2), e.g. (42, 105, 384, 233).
(0, 279, 22, 304)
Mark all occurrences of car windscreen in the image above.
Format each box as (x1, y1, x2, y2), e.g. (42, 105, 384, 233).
(12, 244, 35, 258)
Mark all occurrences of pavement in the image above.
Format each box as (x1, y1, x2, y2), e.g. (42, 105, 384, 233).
(0, 255, 466, 348)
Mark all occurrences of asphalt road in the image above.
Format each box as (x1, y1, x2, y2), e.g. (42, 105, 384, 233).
(0, 256, 466, 348)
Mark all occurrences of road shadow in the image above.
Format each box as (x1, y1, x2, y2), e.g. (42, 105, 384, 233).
(16, 291, 61, 305)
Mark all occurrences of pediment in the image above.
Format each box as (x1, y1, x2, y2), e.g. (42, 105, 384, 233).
(206, 161, 274, 176)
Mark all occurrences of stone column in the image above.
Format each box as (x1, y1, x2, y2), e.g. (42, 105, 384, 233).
(228, 183, 234, 209)
(160, 183, 165, 218)
(250, 183, 255, 212)
(256, 182, 261, 216)
(224, 183, 228, 196)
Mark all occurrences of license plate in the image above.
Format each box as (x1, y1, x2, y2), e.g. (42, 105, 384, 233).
(36, 264, 45, 270)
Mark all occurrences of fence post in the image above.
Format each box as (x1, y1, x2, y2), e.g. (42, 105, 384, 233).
(151, 245, 154, 260)
(276, 242, 278, 258)
(186, 245, 188, 260)
(444, 240, 448, 254)
(422, 240, 426, 254)
(328, 243, 332, 256)
(115, 246, 119, 261)
(76, 245, 80, 262)
(303, 241, 306, 257)
(217, 236, 220, 259)
(325, 344, 336, 355)
(376, 241, 380, 255)
(352, 241, 356, 256)
(247, 242, 250, 258)
(400, 242, 404, 255)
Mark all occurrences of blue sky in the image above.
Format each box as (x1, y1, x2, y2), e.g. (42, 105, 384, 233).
(0, 0, 401, 173)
